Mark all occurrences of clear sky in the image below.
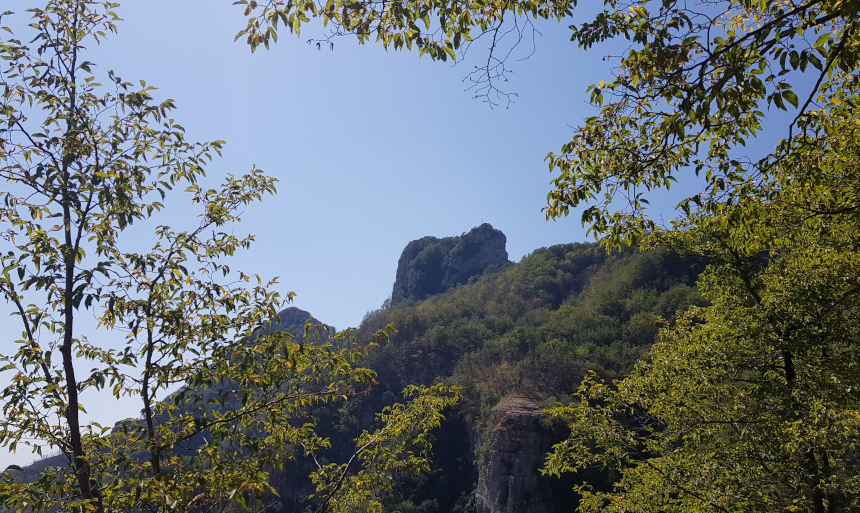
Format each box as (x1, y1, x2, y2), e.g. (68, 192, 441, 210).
(0, 0, 613, 467)
(71, 0, 626, 330)
(3, 0, 799, 467)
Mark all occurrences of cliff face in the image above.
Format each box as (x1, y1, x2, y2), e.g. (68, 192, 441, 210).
(391, 223, 508, 304)
(476, 397, 555, 513)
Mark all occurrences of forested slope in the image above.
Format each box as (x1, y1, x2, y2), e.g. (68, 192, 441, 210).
(319, 241, 708, 512)
(3, 239, 706, 513)
(364, 243, 703, 412)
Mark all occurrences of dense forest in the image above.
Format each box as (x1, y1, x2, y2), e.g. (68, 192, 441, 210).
(4, 232, 706, 512)
(245, 234, 707, 512)
(353, 239, 706, 512)
(3, 0, 860, 512)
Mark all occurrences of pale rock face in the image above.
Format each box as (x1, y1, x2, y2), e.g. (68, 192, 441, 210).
(391, 223, 509, 304)
(476, 396, 555, 513)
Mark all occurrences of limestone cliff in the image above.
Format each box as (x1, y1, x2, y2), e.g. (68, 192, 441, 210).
(391, 223, 509, 304)
(476, 396, 555, 513)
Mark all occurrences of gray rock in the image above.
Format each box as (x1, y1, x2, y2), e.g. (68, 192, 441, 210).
(391, 223, 509, 304)
(263, 306, 319, 333)
(476, 396, 554, 513)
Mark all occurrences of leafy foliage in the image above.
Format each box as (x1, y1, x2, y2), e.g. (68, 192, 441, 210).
(233, 0, 570, 60)
(354, 242, 704, 511)
(545, 0, 860, 245)
(310, 384, 461, 513)
(0, 3, 458, 512)
(543, 99, 860, 512)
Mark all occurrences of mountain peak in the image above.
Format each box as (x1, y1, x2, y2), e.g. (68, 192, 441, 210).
(391, 224, 509, 304)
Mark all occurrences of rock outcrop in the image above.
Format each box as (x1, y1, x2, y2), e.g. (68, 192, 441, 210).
(261, 306, 321, 336)
(254, 306, 340, 344)
(476, 396, 554, 513)
(391, 223, 508, 304)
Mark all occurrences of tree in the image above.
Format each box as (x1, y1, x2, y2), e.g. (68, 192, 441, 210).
(542, 100, 860, 511)
(543, 1, 860, 246)
(231, 0, 860, 510)
(0, 2, 458, 512)
(234, 0, 859, 240)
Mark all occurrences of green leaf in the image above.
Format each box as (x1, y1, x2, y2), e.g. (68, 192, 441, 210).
(782, 90, 799, 108)
(813, 32, 831, 49)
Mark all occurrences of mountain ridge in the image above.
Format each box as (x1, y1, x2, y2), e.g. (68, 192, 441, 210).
(5, 226, 707, 513)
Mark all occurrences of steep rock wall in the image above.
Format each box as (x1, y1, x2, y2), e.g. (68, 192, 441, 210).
(476, 396, 554, 513)
(391, 223, 508, 304)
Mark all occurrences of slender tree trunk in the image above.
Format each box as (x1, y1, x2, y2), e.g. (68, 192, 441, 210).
(60, 7, 103, 511)
(143, 325, 162, 475)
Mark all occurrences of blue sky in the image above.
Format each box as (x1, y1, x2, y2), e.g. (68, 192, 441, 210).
(2, 0, 805, 467)
(1, 0, 622, 466)
(73, 0, 626, 330)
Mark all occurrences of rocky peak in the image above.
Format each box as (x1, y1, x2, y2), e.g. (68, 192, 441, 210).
(391, 223, 509, 305)
(258, 306, 331, 342)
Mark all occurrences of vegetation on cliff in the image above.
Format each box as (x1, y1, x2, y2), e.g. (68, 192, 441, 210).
(345, 242, 706, 511)
(390, 224, 508, 306)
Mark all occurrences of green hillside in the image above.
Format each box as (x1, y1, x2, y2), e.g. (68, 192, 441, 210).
(304, 242, 707, 512)
(364, 243, 703, 408)
(3, 240, 705, 513)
